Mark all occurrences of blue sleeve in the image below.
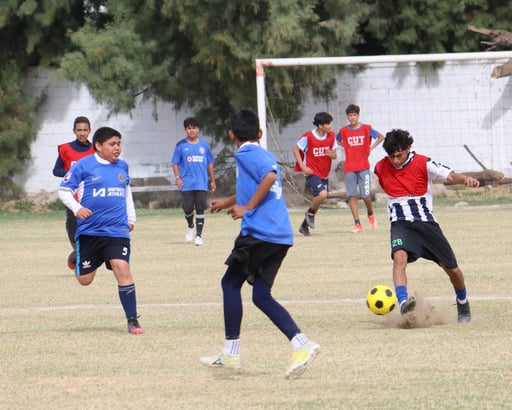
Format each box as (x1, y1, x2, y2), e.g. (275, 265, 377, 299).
(370, 127, 380, 139)
(53, 155, 66, 177)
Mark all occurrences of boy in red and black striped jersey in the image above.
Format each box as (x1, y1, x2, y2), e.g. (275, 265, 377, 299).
(53, 117, 94, 259)
(374, 129, 479, 323)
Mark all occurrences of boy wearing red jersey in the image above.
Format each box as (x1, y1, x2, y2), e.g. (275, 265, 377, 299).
(53, 117, 95, 267)
(374, 129, 479, 322)
(337, 104, 383, 233)
(293, 112, 338, 237)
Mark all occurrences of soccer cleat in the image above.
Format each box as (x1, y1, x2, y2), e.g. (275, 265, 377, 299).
(368, 214, 377, 230)
(67, 250, 76, 270)
(127, 317, 145, 335)
(194, 236, 203, 246)
(351, 224, 363, 233)
(305, 211, 315, 229)
(299, 224, 311, 237)
(186, 227, 195, 242)
(285, 341, 321, 379)
(400, 297, 416, 314)
(200, 352, 241, 369)
(457, 300, 471, 323)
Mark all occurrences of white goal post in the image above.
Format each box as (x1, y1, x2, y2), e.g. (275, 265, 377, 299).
(255, 51, 512, 149)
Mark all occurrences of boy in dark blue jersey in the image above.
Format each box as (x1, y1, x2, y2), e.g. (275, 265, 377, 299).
(200, 109, 320, 379)
(58, 127, 144, 335)
(172, 117, 216, 246)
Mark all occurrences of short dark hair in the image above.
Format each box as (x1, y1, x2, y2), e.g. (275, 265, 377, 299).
(73, 116, 91, 129)
(92, 127, 122, 151)
(184, 117, 199, 128)
(313, 112, 333, 126)
(345, 104, 360, 115)
(382, 129, 414, 155)
(231, 109, 259, 142)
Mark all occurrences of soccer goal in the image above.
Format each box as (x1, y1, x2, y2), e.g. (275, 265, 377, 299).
(256, 51, 512, 178)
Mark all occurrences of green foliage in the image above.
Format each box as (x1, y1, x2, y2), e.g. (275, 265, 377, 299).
(47, 199, 66, 211)
(3, 0, 512, 197)
(361, 0, 512, 55)
(58, 0, 367, 139)
(0, 61, 36, 199)
(0, 0, 92, 198)
(13, 198, 35, 212)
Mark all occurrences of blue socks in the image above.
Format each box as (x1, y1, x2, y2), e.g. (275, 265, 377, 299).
(455, 286, 467, 303)
(395, 285, 408, 306)
(118, 284, 137, 319)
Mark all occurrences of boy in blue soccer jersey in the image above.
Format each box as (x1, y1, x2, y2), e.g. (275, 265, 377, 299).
(172, 117, 216, 246)
(58, 127, 144, 335)
(200, 109, 320, 379)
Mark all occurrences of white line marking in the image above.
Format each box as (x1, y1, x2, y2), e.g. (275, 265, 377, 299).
(1, 295, 511, 314)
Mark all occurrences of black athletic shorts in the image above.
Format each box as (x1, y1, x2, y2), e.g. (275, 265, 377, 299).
(390, 220, 458, 269)
(75, 235, 131, 276)
(182, 190, 208, 214)
(225, 234, 291, 287)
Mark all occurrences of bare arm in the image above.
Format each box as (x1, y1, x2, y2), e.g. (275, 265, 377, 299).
(208, 163, 216, 192)
(227, 171, 277, 220)
(209, 195, 237, 213)
(447, 171, 480, 187)
(370, 133, 384, 152)
(172, 164, 182, 189)
(293, 145, 313, 176)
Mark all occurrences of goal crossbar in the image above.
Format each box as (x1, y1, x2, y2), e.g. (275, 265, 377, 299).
(255, 51, 512, 148)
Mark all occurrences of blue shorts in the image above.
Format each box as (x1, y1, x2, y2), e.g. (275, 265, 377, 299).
(305, 175, 328, 197)
(75, 235, 131, 275)
(390, 221, 458, 268)
(345, 169, 371, 198)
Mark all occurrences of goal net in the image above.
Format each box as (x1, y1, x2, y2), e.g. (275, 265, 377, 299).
(257, 51, 512, 190)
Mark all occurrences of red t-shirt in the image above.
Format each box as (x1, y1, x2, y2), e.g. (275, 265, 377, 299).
(338, 124, 373, 172)
(374, 153, 430, 197)
(294, 131, 335, 179)
(58, 143, 95, 171)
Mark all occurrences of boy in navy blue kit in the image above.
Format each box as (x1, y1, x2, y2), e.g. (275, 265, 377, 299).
(200, 109, 320, 379)
(58, 127, 144, 334)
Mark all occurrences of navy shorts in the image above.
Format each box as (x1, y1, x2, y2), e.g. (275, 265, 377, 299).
(305, 175, 328, 197)
(182, 190, 208, 214)
(75, 235, 131, 276)
(390, 220, 458, 268)
(225, 234, 291, 287)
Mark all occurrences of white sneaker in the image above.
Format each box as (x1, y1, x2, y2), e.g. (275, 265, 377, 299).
(200, 352, 241, 369)
(285, 341, 321, 379)
(194, 236, 203, 246)
(185, 227, 194, 242)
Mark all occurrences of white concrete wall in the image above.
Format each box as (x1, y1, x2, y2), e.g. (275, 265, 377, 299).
(18, 69, 193, 195)
(18, 60, 512, 196)
(267, 60, 512, 178)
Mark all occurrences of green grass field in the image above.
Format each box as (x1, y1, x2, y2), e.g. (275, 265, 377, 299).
(1, 202, 511, 409)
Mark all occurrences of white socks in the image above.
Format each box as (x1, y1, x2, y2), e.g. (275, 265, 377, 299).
(224, 338, 240, 356)
(291, 333, 309, 351)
